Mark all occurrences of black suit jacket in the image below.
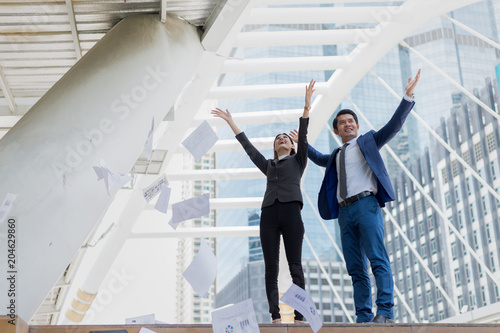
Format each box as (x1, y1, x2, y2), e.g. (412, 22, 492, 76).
(235, 117, 309, 209)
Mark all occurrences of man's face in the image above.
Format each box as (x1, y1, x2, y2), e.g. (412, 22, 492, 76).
(334, 114, 359, 143)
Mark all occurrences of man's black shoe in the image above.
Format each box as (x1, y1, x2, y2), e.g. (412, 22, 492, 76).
(371, 314, 395, 323)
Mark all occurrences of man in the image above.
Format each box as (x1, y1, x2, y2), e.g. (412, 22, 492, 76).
(291, 70, 420, 323)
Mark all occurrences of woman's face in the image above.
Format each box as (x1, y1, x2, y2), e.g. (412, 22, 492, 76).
(274, 134, 294, 154)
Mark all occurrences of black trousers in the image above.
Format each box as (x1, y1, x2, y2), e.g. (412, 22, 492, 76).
(260, 200, 305, 321)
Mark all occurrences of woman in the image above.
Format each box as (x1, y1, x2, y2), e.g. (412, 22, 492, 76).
(211, 80, 315, 324)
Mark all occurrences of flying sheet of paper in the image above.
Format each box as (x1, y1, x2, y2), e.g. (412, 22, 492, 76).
(144, 117, 154, 161)
(169, 193, 210, 230)
(0, 193, 17, 224)
(182, 237, 216, 297)
(181, 120, 218, 161)
(125, 313, 155, 325)
(142, 174, 168, 202)
(139, 328, 157, 333)
(280, 284, 322, 333)
(211, 299, 260, 333)
(154, 186, 171, 214)
(93, 159, 131, 195)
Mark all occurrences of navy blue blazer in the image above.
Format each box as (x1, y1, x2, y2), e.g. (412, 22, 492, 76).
(308, 98, 415, 220)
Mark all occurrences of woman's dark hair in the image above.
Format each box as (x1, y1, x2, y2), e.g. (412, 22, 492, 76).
(273, 133, 295, 159)
(332, 109, 358, 130)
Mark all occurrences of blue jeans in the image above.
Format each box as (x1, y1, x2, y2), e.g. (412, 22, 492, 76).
(338, 195, 394, 323)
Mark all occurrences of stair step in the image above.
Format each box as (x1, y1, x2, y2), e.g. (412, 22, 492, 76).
(27, 323, 500, 333)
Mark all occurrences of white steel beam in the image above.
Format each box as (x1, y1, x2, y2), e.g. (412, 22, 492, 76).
(221, 56, 350, 73)
(235, 29, 368, 47)
(0, 97, 40, 107)
(208, 197, 262, 209)
(161, 0, 167, 23)
(371, 69, 500, 203)
(65, 0, 82, 60)
(264, 0, 401, 4)
(306, 0, 482, 144)
(0, 115, 21, 128)
(145, 197, 263, 210)
(0, 65, 16, 114)
(129, 226, 260, 239)
(248, 7, 401, 25)
(158, 136, 275, 152)
(167, 168, 264, 181)
(442, 15, 500, 50)
(200, 109, 303, 127)
(202, 0, 255, 54)
(208, 82, 328, 99)
(203, 137, 274, 152)
(400, 41, 500, 123)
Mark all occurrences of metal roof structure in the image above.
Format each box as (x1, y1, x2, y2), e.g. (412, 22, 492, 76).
(1, 0, 495, 325)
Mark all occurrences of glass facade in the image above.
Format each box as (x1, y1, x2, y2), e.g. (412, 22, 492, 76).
(214, 0, 500, 324)
(386, 80, 500, 322)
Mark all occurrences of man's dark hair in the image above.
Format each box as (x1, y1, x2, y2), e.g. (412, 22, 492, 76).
(332, 109, 358, 130)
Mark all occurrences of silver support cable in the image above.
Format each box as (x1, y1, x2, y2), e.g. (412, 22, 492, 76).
(393, 281, 419, 323)
(399, 41, 500, 123)
(366, 72, 500, 288)
(303, 234, 354, 323)
(302, 189, 343, 260)
(382, 205, 458, 313)
(370, 70, 500, 203)
(442, 15, 500, 50)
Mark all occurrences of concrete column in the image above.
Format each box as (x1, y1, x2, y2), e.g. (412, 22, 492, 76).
(0, 14, 203, 321)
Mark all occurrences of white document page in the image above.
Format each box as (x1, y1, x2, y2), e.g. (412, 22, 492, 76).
(142, 174, 168, 202)
(168, 193, 209, 230)
(181, 120, 218, 161)
(154, 186, 171, 214)
(125, 313, 155, 324)
(280, 283, 323, 333)
(182, 238, 217, 297)
(138, 328, 157, 333)
(211, 298, 260, 333)
(93, 159, 131, 195)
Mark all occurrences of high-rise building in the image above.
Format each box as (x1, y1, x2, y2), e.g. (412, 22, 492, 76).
(385, 79, 500, 323)
(214, 0, 500, 324)
(248, 210, 263, 262)
(176, 154, 217, 324)
(403, 1, 500, 149)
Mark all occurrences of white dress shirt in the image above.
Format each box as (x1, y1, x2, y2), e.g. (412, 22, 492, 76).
(336, 137, 378, 203)
(334, 94, 414, 203)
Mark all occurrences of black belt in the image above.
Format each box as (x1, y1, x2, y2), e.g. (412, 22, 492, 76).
(339, 191, 374, 208)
